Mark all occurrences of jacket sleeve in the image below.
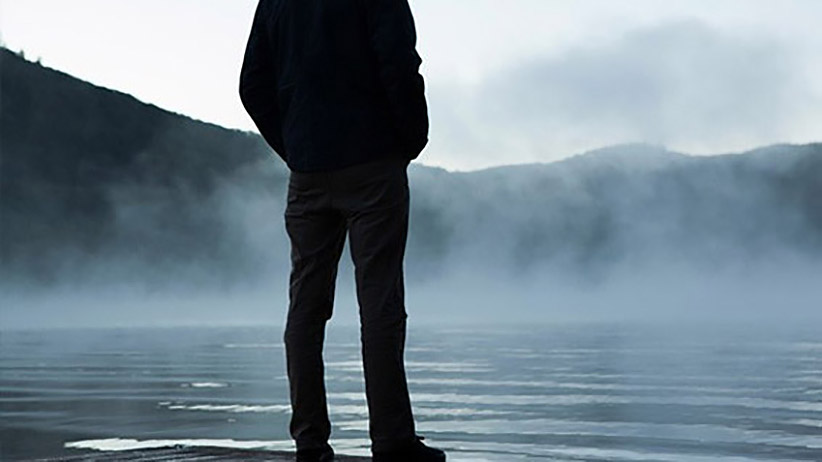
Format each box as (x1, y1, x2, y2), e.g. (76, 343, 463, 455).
(363, 0, 429, 160)
(240, 0, 287, 162)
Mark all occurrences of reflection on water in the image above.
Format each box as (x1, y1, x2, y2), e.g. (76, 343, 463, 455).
(1, 323, 822, 461)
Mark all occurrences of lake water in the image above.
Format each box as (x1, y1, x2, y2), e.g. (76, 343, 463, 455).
(1, 323, 821, 461)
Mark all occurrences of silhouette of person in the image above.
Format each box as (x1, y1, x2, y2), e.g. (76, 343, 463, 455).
(240, 1, 445, 461)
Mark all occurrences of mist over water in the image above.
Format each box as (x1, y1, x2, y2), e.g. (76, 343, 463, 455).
(3, 49, 820, 329)
(4, 141, 822, 329)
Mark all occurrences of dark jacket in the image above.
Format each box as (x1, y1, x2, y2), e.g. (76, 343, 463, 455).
(239, 0, 429, 172)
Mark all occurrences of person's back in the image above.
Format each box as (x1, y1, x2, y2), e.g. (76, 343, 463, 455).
(240, 1, 445, 461)
(240, 0, 429, 172)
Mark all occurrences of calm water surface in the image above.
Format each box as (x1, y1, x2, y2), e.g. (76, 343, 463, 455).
(2, 323, 821, 461)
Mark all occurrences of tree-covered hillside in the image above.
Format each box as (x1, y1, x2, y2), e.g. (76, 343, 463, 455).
(1, 47, 285, 286)
(2, 47, 820, 292)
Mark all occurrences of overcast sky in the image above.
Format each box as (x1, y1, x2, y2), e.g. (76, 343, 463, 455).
(2, 0, 821, 170)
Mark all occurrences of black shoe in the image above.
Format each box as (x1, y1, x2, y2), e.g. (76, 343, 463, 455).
(372, 436, 446, 462)
(296, 443, 334, 462)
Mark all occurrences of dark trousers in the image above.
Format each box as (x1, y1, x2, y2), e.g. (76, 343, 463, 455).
(283, 158, 416, 453)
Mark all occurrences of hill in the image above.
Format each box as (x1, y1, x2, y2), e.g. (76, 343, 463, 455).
(1, 47, 285, 287)
(2, 47, 821, 297)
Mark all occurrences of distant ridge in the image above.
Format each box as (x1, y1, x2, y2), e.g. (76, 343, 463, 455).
(464, 141, 821, 175)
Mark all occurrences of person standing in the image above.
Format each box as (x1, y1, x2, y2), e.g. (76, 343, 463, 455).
(239, 1, 446, 461)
